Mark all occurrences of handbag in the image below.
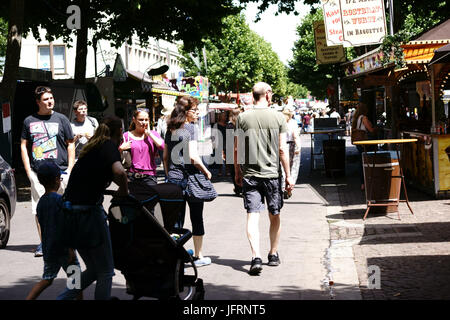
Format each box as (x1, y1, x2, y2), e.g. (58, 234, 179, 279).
(351, 115, 368, 144)
(185, 173, 218, 202)
(60, 201, 103, 249)
(121, 133, 132, 169)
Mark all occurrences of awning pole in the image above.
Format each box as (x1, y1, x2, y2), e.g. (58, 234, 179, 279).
(431, 64, 436, 132)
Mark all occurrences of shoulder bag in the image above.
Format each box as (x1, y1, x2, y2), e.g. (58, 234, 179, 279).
(121, 133, 132, 169)
(185, 172, 218, 202)
(351, 115, 368, 144)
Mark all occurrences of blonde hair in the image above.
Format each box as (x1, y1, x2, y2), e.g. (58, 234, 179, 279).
(79, 116, 122, 159)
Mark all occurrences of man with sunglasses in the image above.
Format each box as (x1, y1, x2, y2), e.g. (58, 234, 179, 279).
(21, 86, 75, 257)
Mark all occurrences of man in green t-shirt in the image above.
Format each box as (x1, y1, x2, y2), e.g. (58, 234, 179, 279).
(234, 82, 295, 275)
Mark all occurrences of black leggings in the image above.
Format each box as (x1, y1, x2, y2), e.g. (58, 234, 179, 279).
(176, 201, 205, 236)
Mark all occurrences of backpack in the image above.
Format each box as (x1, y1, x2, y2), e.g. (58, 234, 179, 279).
(87, 116, 98, 130)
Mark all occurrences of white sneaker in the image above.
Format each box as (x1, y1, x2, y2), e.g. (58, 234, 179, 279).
(194, 257, 211, 267)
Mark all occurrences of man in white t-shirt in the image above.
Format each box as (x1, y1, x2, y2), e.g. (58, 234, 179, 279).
(329, 108, 341, 124)
(71, 100, 98, 159)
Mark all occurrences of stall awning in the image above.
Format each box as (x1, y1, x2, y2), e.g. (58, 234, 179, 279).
(151, 88, 189, 96)
(429, 43, 450, 65)
(402, 41, 450, 64)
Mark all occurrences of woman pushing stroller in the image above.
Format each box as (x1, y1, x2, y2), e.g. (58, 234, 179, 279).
(57, 115, 128, 300)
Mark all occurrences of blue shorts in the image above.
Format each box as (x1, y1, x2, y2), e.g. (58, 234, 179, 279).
(43, 254, 81, 281)
(242, 176, 283, 215)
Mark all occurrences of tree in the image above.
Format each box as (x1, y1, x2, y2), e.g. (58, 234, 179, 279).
(0, 18, 7, 74)
(288, 8, 346, 100)
(286, 82, 309, 99)
(0, 0, 24, 107)
(180, 14, 289, 96)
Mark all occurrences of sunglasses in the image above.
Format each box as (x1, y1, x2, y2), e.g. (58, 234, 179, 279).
(36, 87, 52, 94)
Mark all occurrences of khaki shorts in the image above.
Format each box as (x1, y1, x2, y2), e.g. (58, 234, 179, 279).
(29, 170, 70, 215)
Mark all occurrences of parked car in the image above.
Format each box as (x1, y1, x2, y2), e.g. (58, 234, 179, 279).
(0, 155, 16, 248)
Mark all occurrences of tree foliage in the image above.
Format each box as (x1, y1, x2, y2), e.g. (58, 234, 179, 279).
(382, 1, 449, 68)
(288, 8, 343, 99)
(0, 17, 7, 74)
(180, 14, 299, 97)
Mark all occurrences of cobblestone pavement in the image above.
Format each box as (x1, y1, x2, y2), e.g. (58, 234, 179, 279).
(302, 135, 450, 300)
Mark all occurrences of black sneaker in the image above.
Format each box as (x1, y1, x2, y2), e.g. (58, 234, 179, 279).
(249, 257, 263, 275)
(268, 252, 281, 266)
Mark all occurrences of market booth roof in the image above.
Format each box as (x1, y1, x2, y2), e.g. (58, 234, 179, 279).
(112, 53, 187, 99)
(429, 43, 450, 65)
(401, 18, 450, 64)
(402, 40, 450, 64)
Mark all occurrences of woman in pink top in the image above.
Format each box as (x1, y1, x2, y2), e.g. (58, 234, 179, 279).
(119, 109, 164, 188)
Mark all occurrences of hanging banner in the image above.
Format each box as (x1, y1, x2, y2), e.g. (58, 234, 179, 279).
(314, 20, 346, 65)
(2, 102, 11, 133)
(339, 0, 387, 47)
(321, 0, 344, 46)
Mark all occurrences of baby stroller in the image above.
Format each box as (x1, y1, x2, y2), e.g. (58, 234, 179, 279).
(105, 182, 205, 300)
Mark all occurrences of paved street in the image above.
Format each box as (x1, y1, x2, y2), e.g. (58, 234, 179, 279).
(0, 134, 449, 300)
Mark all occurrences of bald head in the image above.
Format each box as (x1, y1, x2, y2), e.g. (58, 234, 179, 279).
(252, 82, 272, 103)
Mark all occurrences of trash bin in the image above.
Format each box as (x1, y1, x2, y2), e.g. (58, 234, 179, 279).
(362, 151, 401, 213)
(323, 139, 345, 177)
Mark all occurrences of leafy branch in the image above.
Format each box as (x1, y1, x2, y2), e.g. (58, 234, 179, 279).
(380, 30, 413, 69)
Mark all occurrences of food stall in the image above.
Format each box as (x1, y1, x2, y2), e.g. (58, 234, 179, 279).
(397, 19, 450, 198)
(341, 47, 395, 140)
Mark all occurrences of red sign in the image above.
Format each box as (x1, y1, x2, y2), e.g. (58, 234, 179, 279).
(2, 102, 10, 118)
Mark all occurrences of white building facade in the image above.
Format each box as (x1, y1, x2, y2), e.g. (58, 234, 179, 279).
(19, 28, 186, 81)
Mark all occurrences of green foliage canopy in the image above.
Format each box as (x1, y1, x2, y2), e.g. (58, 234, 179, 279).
(180, 14, 307, 98)
(288, 8, 344, 99)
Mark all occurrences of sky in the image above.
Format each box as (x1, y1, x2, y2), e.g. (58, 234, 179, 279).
(243, 2, 312, 65)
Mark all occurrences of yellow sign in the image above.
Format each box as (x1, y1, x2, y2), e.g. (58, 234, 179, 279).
(438, 136, 450, 191)
(314, 20, 346, 65)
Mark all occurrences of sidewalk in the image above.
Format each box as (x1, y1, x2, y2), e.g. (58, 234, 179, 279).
(304, 134, 450, 300)
(1, 134, 449, 300)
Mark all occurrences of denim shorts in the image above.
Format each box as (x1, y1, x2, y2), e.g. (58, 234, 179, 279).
(242, 176, 283, 215)
(43, 254, 81, 280)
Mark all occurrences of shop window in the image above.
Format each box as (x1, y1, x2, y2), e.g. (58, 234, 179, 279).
(38, 45, 66, 74)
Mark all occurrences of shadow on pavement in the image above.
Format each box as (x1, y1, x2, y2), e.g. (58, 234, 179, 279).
(359, 222, 450, 245)
(300, 139, 436, 210)
(362, 255, 450, 300)
(186, 256, 249, 274)
(326, 209, 392, 220)
(2, 244, 36, 253)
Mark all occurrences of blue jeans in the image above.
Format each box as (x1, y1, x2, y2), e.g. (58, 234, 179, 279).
(57, 206, 115, 300)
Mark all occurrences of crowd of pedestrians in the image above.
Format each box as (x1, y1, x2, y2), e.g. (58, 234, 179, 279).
(19, 82, 313, 299)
